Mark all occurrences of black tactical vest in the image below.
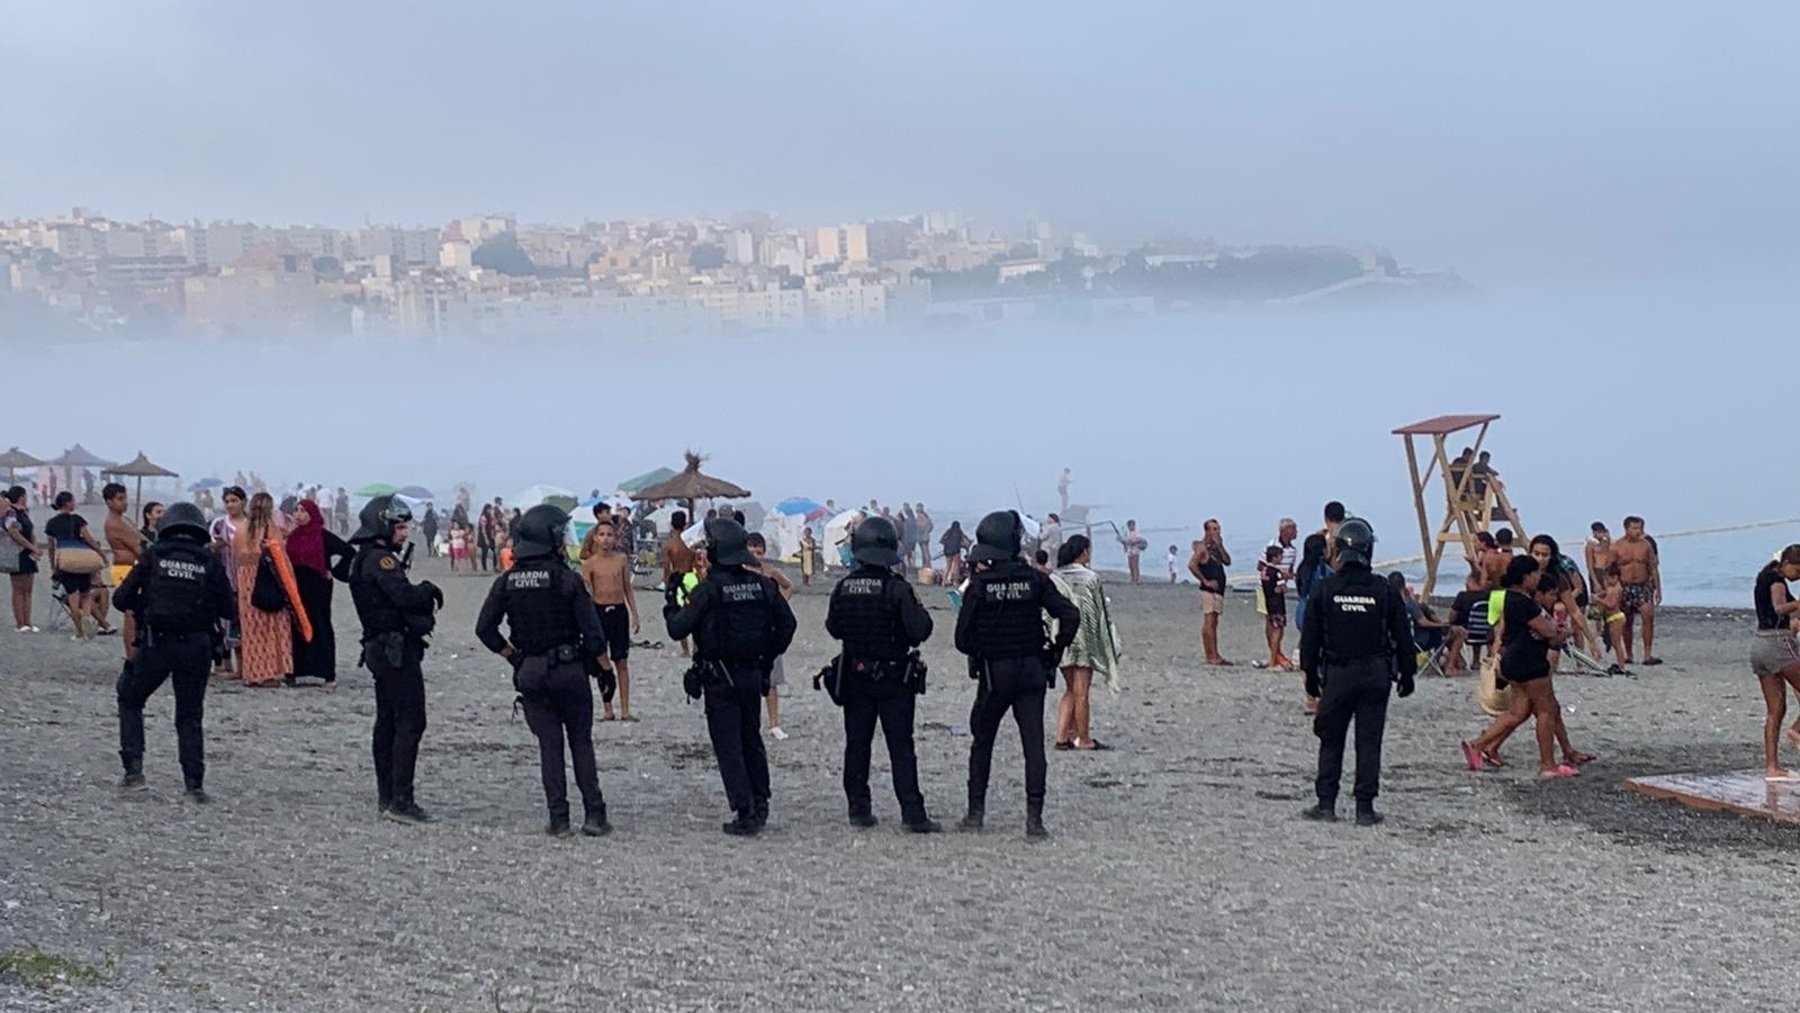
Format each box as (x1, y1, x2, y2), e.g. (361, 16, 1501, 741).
(349, 546, 405, 636)
(830, 570, 909, 661)
(500, 562, 580, 654)
(962, 561, 1050, 660)
(141, 542, 212, 634)
(703, 571, 777, 664)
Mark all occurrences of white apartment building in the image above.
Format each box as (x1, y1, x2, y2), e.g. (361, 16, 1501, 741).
(690, 286, 806, 331)
(807, 279, 886, 330)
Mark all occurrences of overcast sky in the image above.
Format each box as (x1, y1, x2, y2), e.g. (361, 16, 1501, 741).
(4, 1, 1798, 285)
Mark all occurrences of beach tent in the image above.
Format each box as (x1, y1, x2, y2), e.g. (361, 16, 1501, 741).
(616, 467, 678, 497)
(822, 509, 863, 569)
(774, 497, 828, 521)
(510, 484, 579, 512)
(760, 512, 809, 561)
(0, 447, 44, 484)
(101, 451, 180, 506)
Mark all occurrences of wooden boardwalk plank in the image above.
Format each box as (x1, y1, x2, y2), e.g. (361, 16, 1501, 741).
(1622, 769, 1800, 824)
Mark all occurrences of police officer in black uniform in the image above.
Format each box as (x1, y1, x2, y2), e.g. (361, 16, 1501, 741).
(113, 502, 236, 803)
(1297, 517, 1416, 826)
(823, 516, 938, 833)
(666, 517, 798, 836)
(954, 510, 1079, 839)
(348, 494, 443, 825)
(475, 504, 612, 838)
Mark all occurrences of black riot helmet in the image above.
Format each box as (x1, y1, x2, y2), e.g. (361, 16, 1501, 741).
(967, 510, 1024, 564)
(514, 504, 570, 560)
(351, 494, 413, 545)
(704, 517, 756, 567)
(851, 515, 903, 567)
(1334, 516, 1376, 568)
(155, 502, 209, 543)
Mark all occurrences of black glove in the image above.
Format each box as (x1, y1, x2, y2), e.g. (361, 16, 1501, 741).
(1397, 673, 1416, 698)
(421, 581, 444, 611)
(1303, 670, 1321, 699)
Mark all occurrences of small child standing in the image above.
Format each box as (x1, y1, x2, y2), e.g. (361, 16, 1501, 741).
(747, 533, 796, 741)
(1167, 545, 1179, 584)
(1258, 544, 1291, 669)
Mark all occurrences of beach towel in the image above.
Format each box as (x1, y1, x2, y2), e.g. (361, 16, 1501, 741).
(1051, 564, 1122, 695)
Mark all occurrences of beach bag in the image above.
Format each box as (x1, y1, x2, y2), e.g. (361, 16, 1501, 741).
(251, 548, 288, 613)
(57, 546, 103, 575)
(0, 530, 19, 575)
(1476, 654, 1512, 717)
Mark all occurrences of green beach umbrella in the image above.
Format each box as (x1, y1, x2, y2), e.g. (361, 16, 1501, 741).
(357, 482, 398, 497)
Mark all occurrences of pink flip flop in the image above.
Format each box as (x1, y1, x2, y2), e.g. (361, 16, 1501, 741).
(1538, 764, 1581, 780)
(1460, 742, 1486, 772)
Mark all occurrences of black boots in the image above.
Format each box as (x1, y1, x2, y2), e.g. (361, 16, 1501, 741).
(902, 812, 941, 834)
(1355, 803, 1384, 827)
(1302, 802, 1339, 822)
(1025, 799, 1048, 840)
(547, 814, 574, 837)
(119, 757, 146, 792)
(383, 801, 433, 825)
(183, 783, 210, 804)
(723, 811, 761, 836)
(848, 802, 879, 829)
(958, 797, 985, 832)
(753, 797, 770, 829)
(582, 809, 612, 837)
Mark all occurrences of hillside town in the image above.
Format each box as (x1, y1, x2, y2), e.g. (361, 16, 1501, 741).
(0, 207, 1462, 342)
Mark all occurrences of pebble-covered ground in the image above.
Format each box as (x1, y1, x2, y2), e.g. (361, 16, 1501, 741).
(3, 559, 1794, 1012)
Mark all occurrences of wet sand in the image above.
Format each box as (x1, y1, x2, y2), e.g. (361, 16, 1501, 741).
(0, 560, 1791, 1011)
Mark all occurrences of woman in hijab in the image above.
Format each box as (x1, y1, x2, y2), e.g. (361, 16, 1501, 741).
(286, 498, 354, 689)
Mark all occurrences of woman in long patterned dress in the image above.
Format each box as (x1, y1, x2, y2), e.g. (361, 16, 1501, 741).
(1050, 535, 1122, 751)
(234, 492, 292, 687)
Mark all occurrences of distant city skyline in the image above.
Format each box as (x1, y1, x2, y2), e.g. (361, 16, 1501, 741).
(5, 4, 1796, 289)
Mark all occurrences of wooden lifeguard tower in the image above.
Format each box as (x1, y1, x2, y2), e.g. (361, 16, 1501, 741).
(1392, 413, 1527, 598)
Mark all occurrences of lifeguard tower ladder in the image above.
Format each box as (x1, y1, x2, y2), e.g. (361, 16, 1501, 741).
(1393, 413, 1526, 598)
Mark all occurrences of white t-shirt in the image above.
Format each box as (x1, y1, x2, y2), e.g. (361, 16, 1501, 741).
(1166, 549, 1178, 575)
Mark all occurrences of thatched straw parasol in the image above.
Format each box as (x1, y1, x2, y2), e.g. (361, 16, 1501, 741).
(629, 451, 751, 508)
(101, 451, 181, 506)
(0, 446, 44, 484)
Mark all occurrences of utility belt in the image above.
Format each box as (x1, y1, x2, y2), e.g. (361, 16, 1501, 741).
(682, 657, 760, 701)
(140, 626, 208, 649)
(359, 630, 419, 669)
(966, 650, 1059, 692)
(516, 642, 584, 665)
(813, 651, 927, 705)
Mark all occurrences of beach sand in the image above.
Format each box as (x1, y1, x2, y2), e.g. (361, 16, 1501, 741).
(1, 560, 1791, 1011)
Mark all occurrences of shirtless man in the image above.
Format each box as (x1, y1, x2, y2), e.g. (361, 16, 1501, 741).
(580, 523, 640, 721)
(102, 483, 144, 660)
(661, 510, 699, 657)
(1475, 531, 1509, 588)
(1613, 515, 1662, 665)
(579, 503, 614, 561)
(1584, 522, 1613, 591)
